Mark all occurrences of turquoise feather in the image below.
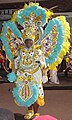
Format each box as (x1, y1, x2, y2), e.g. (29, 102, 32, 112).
(17, 6, 38, 26)
(44, 18, 65, 65)
(13, 83, 39, 107)
(1, 21, 22, 60)
(7, 72, 16, 82)
(17, 5, 47, 26)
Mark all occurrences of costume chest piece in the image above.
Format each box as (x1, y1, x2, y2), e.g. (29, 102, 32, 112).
(20, 48, 35, 66)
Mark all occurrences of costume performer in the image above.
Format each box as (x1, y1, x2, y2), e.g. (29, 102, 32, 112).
(1, 2, 70, 119)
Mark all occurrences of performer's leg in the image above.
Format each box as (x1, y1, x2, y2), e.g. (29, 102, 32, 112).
(28, 105, 33, 110)
(33, 102, 39, 113)
(24, 105, 34, 119)
(32, 102, 40, 118)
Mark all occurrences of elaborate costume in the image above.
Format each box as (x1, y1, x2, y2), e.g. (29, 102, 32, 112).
(1, 2, 70, 119)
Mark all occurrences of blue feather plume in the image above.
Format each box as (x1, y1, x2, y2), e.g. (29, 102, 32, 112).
(7, 72, 16, 82)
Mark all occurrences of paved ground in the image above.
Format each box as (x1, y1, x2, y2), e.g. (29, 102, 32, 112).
(44, 74, 72, 90)
(0, 83, 72, 120)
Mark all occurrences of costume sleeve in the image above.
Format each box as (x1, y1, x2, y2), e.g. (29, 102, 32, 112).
(37, 49, 48, 83)
(37, 49, 46, 68)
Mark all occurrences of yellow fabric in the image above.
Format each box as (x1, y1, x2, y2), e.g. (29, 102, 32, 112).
(14, 99, 20, 106)
(11, 10, 18, 22)
(36, 96, 45, 106)
(46, 10, 53, 21)
(24, 110, 34, 120)
(33, 113, 40, 118)
(9, 61, 13, 68)
(66, 58, 69, 62)
(2, 45, 5, 50)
